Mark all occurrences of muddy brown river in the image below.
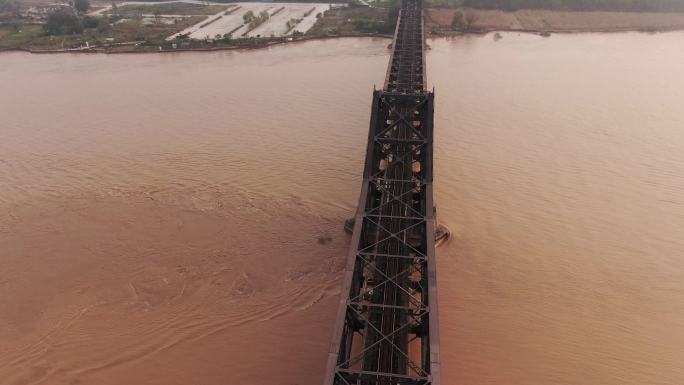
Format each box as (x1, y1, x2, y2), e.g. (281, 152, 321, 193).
(2, 33, 684, 385)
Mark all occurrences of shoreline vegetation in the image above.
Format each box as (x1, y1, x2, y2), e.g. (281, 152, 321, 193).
(0, 33, 394, 54)
(2, 0, 684, 54)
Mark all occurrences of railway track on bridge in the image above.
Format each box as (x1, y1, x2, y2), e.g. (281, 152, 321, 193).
(324, 0, 441, 384)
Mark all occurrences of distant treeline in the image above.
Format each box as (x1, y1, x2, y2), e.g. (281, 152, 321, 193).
(460, 0, 684, 12)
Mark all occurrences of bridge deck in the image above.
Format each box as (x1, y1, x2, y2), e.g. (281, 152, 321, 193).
(324, 1, 441, 384)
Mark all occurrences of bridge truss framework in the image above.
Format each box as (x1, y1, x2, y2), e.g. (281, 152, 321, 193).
(324, 0, 441, 384)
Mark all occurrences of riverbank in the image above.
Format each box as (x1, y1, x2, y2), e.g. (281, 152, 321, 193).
(0, 33, 392, 54)
(5, 5, 684, 55)
(427, 8, 684, 33)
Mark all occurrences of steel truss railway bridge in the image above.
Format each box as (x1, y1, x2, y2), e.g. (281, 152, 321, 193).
(324, 0, 441, 384)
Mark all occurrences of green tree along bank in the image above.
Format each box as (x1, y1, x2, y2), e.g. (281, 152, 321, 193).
(0, 0, 20, 15)
(43, 8, 108, 35)
(44, 9, 84, 35)
(73, 0, 90, 14)
(242, 10, 254, 22)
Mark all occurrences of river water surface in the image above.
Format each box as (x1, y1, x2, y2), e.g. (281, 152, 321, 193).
(2, 33, 684, 385)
